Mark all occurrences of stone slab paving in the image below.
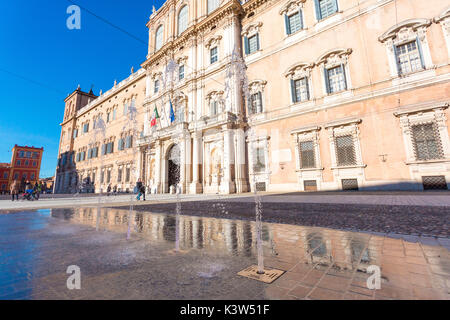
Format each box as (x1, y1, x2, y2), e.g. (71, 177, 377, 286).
(0, 208, 448, 300)
(1, 191, 449, 211)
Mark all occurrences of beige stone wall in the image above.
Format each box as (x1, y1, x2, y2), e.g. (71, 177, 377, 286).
(55, 0, 450, 194)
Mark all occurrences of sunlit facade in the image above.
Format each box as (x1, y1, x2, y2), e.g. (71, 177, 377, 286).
(55, 0, 450, 194)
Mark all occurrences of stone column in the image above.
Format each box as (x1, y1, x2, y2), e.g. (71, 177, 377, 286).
(190, 131, 203, 193)
(234, 128, 249, 193)
(220, 127, 236, 194)
(179, 134, 186, 194)
(155, 140, 162, 193)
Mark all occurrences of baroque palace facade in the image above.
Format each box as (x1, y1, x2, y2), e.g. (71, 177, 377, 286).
(55, 0, 450, 194)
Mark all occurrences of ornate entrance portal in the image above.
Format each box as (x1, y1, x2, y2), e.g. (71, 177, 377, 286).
(168, 144, 180, 191)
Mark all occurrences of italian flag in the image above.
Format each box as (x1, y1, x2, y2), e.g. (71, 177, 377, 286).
(150, 106, 160, 127)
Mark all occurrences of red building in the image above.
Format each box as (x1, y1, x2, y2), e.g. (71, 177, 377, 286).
(0, 163, 11, 194)
(1, 145, 44, 193)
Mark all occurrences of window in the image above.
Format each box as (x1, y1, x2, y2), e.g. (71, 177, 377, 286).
(155, 25, 163, 51)
(325, 66, 346, 94)
(299, 141, 316, 168)
(210, 101, 218, 116)
(14, 173, 18, 179)
(154, 80, 160, 94)
(249, 92, 263, 114)
(83, 123, 89, 133)
(19, 151, 24, 158)
(244, 34, 260, 55)
(30, 173, 35, 180)
(208, 0, 219, 14)
(126, 168, 130, 182)
(25, 160, 29, 166)
(3, 172, 7, 179)
(26, 152, 31, 158)
(315, 0, 338, 21)
(118, 168, 123, 182)
(210, 47, 218, 64)
(291, 78, 310, 103)
(118, 138, 125, 151)
(125, 136, 133, 149)
(73, 129, 78, 138)
(395, 40, 424, 75)
(113, 108, 117, 120)
(106, 170, 111, 183)
(106, 112, 111, 123)
(100, 171, 104, 183)
(178, 6, 188, 35)
(33, 161, 37, 166)
(285, 11, 303, 35)
(335, 135, 357, 166)
(16, 160, 20, 166)
(33, 152, 38, 159)
(253, 147, 266, 173)
(179, 65, 185, 80)
(123, 102, 128, 116)
(411, 123, 443, 161)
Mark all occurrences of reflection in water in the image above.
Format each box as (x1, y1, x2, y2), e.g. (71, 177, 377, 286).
(50, 207, 381, 272)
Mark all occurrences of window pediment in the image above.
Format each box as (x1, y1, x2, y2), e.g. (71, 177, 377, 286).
(379, 19, 431, 44)
(284, 62, 314, 79)
(205, 35, 222, 49)
(316, 48, 352, 68)
(279, 0, 305, 15)
(242, 22, 263, 37)
(206, 90, 224, 101)
(248, 80, 267, 94)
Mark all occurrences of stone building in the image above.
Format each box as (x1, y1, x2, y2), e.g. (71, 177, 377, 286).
(55, 0, 450, 194)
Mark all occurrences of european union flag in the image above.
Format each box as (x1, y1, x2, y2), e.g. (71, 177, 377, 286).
(169, 99, 175, 123)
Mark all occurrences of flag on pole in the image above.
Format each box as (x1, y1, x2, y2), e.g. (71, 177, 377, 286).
(150, 105, 159, 127)
(169, 99, 175, 124)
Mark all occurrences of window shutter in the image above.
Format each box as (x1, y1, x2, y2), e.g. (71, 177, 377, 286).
(111, 142, 114, 153)
(305, 77, 310, 100)
(284, 15, 291, 35)
(314, 0, 322, 21)
(258, 92, 263, 113)
(256, 33, 260, 51)
(341, 65, 348, 90)
(244, 36, 249, 55)
(333, 0, 338, 13)
(102, 144, 106, 155)
(324, 68, 330, 94)
(416, 37, 425, 69)
(299, 9, 304, 29)
(290, 79, 296, 103)
(393, 44, 401, 75)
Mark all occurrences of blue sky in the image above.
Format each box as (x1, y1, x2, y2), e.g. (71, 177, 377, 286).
(0, 0, 164, 178)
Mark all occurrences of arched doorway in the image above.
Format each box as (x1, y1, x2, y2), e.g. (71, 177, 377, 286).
(168, 144, 180, 191)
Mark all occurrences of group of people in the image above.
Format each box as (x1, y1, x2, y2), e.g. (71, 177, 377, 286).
(103, 180, 147, 201)
(10, 180, 46, 201)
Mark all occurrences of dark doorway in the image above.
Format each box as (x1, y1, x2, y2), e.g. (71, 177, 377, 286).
(168, 145, 180, 190)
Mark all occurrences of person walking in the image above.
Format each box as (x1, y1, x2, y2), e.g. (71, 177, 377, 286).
(136, 179, 145, 201)
(34, 181, 42, 200)
(107, 184, 112, 196)
(10, 179, 19, 201)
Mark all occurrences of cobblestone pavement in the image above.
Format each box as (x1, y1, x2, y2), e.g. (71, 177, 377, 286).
(0, 208, 449, 300)
(120, 200, 450, 238)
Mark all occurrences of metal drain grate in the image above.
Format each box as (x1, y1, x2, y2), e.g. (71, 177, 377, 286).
(422, 176, 447, 190)
(342, 179, 359, 191)
(255, 182, 266, 192)
(238, 265, 285, 283)
(304, 180, 317, 191)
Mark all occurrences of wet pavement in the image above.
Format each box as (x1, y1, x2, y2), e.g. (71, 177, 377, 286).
(0, 208, 449, 300)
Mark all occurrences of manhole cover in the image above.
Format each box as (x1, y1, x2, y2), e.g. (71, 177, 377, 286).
(238, 265, 285, 284)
